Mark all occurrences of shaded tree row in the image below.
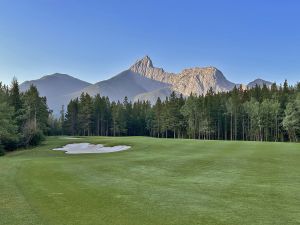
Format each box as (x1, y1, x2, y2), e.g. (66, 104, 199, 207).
(62, 81, 300, 142)
(0, 79, 49, 155)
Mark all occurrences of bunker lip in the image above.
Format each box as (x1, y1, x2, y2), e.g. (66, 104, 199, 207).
(53, 143, 131, 154)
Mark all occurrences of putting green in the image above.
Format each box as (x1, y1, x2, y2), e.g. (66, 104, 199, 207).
(0, 137, 299, 225)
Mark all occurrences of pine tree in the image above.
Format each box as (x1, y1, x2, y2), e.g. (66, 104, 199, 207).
(283, 93, 300, 141)
(0, 98, 18, 150)
(78, 93, 93, 136)
(93, 94, 103, 136)
(64, 99, 79, 135)
(152, 97, 163, 137)
(181, 95, 197, 139)
(60, 79, 299, 143)
(60, 105, 65, 135)
(10, 78, 22, 112)
(9, 78, 25, 132)
(22, 85, 49, 145)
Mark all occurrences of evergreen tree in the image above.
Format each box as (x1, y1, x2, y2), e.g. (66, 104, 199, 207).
(22, 85, 49, 145)
(152, 97, 163, 137)
(59, 79, 300, 143)
(60, 105, 65, 135)
(9, 78, 26, 135)
(181, 95, 198, 139)
(283, 93, 300, 141)
(0, 78, 53, 152)
(64, 99, 79, 135)
(0, 98, 18, 150)
(78, 93, 93, 135)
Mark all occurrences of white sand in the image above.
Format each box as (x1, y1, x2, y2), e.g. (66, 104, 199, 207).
(53, 143, 131, 154)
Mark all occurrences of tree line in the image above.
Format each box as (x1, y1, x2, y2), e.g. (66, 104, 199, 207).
(0, 79, 49, 155)
(1, 78, 299, 156)
(60, 80, 300, 142)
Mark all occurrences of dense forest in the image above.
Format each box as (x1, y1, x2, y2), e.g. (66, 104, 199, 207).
(58, 80, 300, 142)
(1, 79, 299, 156)
(0, 79, 49, 156)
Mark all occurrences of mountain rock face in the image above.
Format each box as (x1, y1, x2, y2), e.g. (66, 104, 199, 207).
(172, 67, 236, 96)
(130, 56, 176, 83)
(129, 56, 236, 97)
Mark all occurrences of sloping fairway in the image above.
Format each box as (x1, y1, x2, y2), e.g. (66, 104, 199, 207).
(1, 137, 300, 225)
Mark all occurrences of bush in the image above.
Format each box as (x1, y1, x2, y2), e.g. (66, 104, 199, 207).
(0, 145, 5, 156)
(29, 130, 45, 146)
(22, 120, 46, 147)
(1, 135, 19, 151)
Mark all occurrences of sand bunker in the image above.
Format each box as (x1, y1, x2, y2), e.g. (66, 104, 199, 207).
(53, 143, 131, 154)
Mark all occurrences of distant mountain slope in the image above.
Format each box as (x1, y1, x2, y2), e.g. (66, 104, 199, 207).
(20, 73, 91, 114)
(20, 73, 91, 95)
(247, 78, 273, 88)
(70, 70, 170, 102)
(133, 87, 175, 104)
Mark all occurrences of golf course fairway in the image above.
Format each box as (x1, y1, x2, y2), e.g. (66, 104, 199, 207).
(1, 136, 299, 225)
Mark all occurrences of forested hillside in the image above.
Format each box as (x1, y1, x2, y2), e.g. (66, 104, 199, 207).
(61, 81, 300, 142)
(0, 79, 49, 155)
(1, 78, 299, 157)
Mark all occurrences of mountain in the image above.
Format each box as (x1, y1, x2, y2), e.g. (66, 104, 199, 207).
(20, 73, 91, 114)
(130, 56, 176, 83)
(130, 56, 236, 97)
(133, 87, 175, 103)
(72, 56, 236, 104)
(70, 70, 170, 102)
(19, 56, 272, 115)
(247, 78, 273, 88)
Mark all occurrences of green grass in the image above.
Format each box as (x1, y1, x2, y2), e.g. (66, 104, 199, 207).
(0, 137, 300, 225)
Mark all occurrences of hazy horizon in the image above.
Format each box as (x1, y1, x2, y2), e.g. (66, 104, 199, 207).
(1, 0, 300, 85)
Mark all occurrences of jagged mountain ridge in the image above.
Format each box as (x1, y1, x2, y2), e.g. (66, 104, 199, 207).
(69, 56, 237, 104)
(130, 56, 177, 83)
(19, 56, 272, 115)
(130, 56, 236, 96)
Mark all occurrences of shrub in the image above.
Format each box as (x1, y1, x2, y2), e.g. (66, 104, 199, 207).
(0, 145, 5, 156)
(1, 135, 19, 151)
(29, 130, 45, 146)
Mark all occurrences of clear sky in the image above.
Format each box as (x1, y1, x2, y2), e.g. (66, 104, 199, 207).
(0, 0, 299, 85)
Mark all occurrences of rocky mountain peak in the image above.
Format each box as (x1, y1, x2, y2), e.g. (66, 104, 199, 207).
(130, 55, 153, 70)
(129, 56, 174, 83)
(129, 56, 236, 95)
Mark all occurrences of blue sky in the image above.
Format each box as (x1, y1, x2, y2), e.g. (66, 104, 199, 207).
(0, 0, 299, 85)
